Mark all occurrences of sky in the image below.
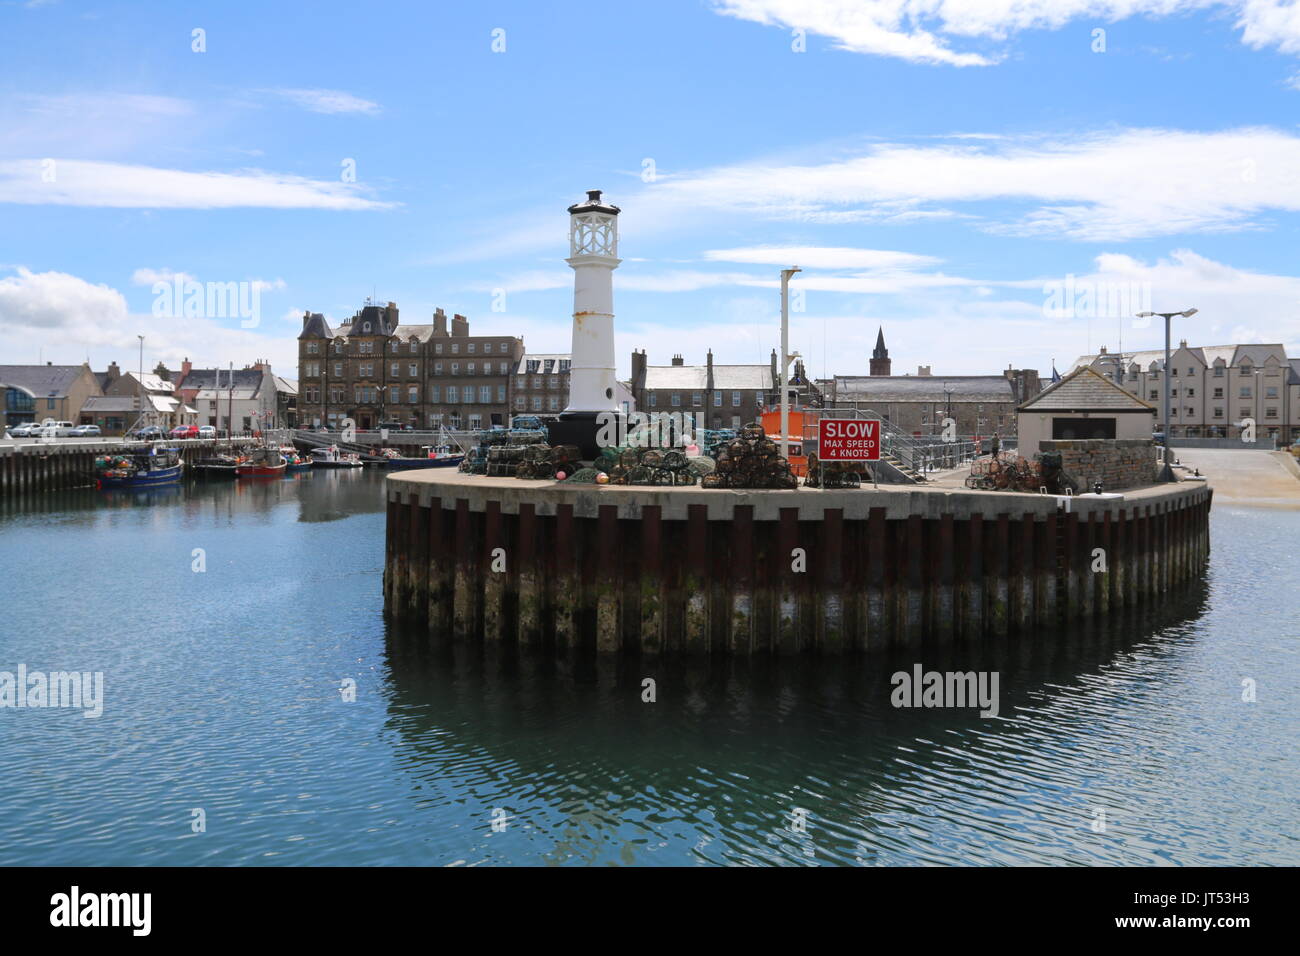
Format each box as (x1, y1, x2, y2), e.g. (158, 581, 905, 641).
(3, 0, 1300, 383)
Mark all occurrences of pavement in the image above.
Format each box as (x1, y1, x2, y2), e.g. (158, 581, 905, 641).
(1168, 448, 1300, 509)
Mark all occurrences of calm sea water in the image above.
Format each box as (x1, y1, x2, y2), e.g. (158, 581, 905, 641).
(0, 471, 1295, 866)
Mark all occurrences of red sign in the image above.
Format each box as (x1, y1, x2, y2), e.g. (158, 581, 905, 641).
(818, 419, 881, 461)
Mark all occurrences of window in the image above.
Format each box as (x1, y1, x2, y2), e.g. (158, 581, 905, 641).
(362, 322, 371, 333)
(731, 416, 741, 429)
(672, 393, 681, 407)
(1185, 407, 1194, 417)
(446, 386, 458, 403)
(532, 376, 542, 389)
(409, 364, 418, 377)
(1266, 407, 1278, 418)
(531, 396, 542, 411)
(479, 386, 491, 403)
(713, 392, 722, 407)
(468, 414, 481, 430)
(1149, 390, 1158, 401)
(1213, 365, 1224, 377)
(549, 377, 558, 389)
(468, 343, 476, 354)
(649, 393, 657, 407)
(435, 343, 443, 355)
(451, 363, 459, 375)
(499, 362, 508, 374)
(692, 392, 702, 406)
(526, 360, 539, 374)
(391, 363, 400, 377)
(496, 385, 506, 402)
(434, 362, 443, 375)
(359, 341, 372, 354)
(390, 386, 399, 403)
(409, 386, 418, 404)
(1213, 387, 1223, 398)
(1266, 386, 1279, 399)
(467, 363, 476, 375)
(451, 343, 459, 355)
(304, 362, 319, 377)
(514, 397, 525, 410)
(1240, 386, 1252, 398)
(732, 392, 741, 407)
(548, 397, 559, 411)
(1171, 389, 1178, 398)
(1187, 388, 1195, 397)
(306, 342, 318, 354)
(430, 386, 440, 403)
(334, 363, 343, 377)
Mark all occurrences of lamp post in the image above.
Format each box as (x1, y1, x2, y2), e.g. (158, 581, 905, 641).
(779, 267, 801, 456)
(1136, 308, 1198, 482)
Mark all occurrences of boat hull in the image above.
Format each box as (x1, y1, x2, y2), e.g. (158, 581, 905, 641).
(98, 464, 184, 488)
(236, 464, 287, 478)
(383, 456, 465, 470)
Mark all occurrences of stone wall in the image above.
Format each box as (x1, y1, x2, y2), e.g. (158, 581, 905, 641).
(1038, 438, 1158, 491)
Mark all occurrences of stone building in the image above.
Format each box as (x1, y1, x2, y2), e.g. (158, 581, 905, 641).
(629, 349, 801, 430)
(821, 372, 1021, 438)
(0, 363, 101, 429)
(512, 353, 571, 417)
(176, 361, 292, 434)
(1071, 342, 1300, 443)
(297, 302, 525, 431)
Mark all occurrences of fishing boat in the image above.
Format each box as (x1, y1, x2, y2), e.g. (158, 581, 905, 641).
(369, 446, 465, 470)
(193, 452, 241, 479)
(309, 445, 364, 468)
(280, 445, 313, 472)
(235, 445, 287, 478)
(94, 445, 184, 488)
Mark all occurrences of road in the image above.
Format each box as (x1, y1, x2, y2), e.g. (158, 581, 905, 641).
(1172, 448, 1300, 509)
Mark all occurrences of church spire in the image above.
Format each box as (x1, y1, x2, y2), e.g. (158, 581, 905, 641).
(870, 326, 891, 376)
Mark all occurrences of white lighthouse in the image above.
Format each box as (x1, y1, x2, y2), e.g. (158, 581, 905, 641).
(549, 189, 622, 457)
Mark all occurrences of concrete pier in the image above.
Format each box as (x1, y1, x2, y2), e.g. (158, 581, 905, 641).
(0, 438, 248, 499)
(384, 471, 1212, 655)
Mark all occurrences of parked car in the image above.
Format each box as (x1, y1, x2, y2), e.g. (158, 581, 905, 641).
(70, 424, 102, 437)
(198, 425, 217, 439)
(129, 425, 165, 441)
(9, 422, 39, 437)
(377, 421, 414, 431)
(37, 421, 76, 437)
(170, 424, 199, 439)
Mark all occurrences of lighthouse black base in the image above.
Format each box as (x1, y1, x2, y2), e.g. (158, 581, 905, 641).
(547, 410, 623, 461)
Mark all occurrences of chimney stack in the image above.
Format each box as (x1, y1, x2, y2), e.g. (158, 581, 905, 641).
(671, 354, 684, 367)
(433, 308, 447, 337)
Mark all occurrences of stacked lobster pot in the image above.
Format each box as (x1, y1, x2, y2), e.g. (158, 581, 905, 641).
(699, 422, 798, 490)
(803, 453, 865, 489)
(515, 443, 581, 479)
(460, 426, 550, 476)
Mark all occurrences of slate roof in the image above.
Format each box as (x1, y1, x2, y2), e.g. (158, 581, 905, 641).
(1071, 343, 1290, 374)
(643, 365, 709, 390)
(299, 312, 335, 339)
(0, 364, 87, 398)
(831, 375, 1014, 403)
(712, 365, 774, 390)
(1019, 367, 1154, 412)
(515, 354, 571, 375)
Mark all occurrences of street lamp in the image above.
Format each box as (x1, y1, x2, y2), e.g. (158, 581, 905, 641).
(779, 267, 801, 457)
(1136, 308, 1198, 481)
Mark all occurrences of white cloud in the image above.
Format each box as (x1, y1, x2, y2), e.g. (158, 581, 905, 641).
(0, 159, 396, 210)
(0, 268, 299, 371)
(645, 127, 1300, 241)
(131, 268, 195, 287)
(0, 267, 127, 330)
(264, 88, 381, 115)
(705, 246, 941, 270)
(711, 1, 1300, 66)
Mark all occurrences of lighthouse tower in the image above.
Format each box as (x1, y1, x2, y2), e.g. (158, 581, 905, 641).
(549, 189, 622, 457)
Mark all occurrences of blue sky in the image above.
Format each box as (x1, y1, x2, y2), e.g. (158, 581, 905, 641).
(3, 0, 1300, 381)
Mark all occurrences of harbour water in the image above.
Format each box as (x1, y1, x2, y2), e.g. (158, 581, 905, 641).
(1, 471, 1295, 866)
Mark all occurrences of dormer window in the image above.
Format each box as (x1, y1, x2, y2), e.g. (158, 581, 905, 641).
(363, 322, 371, 333)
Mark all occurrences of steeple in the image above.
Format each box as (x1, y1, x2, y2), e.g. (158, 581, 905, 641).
(869, 326, 891, 376)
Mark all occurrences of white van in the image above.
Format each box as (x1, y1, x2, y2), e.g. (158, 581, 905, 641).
(37, 420, 76, 437)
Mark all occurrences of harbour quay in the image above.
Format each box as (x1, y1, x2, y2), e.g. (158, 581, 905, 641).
(383, 470, 1212, 656)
